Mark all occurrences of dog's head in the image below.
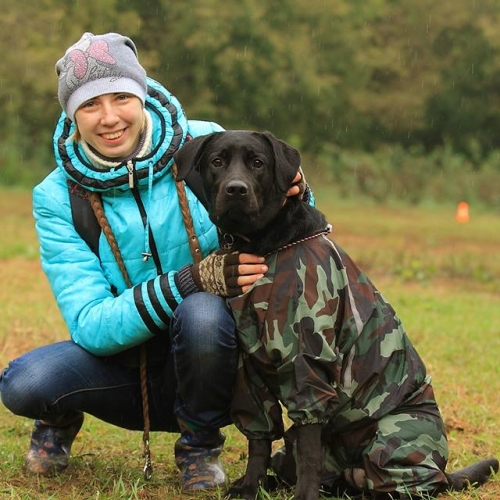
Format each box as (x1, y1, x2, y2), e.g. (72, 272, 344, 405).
(174, 130, 301, 235)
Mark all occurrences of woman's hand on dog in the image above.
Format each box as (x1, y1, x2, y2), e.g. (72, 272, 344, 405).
(189, 252, 267, 297)
(287, 168, 306, 198)
(236, 253, 268, 293)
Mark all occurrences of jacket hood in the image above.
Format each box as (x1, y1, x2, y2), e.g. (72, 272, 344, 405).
(53, 77, 189, 192)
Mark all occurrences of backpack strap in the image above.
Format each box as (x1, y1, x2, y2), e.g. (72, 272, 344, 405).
(68, 180, 102, 257)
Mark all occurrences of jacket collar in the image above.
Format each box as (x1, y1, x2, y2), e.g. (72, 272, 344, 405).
(53, 77, 189, 192)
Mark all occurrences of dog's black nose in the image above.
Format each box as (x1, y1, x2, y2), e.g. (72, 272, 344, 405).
(225, 180, 248, 197)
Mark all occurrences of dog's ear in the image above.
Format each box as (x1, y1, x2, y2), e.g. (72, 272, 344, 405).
(173, 133, 219, 180)
(174, 133, 220, 211)
(260, 131, 301, 193)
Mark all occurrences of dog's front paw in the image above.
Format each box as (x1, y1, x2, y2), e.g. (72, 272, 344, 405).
(226, 475, 267, 500)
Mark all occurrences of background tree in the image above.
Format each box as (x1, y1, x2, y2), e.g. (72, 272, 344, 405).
(1, 0, 499, 207)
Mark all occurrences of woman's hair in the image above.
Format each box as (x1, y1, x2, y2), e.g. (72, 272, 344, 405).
(71, 128, 81, 143)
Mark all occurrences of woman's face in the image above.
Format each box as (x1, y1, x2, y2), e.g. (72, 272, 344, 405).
(74, 93, 144, 159)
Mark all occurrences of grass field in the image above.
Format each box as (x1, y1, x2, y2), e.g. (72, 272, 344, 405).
(0, 188, 498, 499)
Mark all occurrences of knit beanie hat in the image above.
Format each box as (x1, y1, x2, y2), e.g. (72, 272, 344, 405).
(56, 32, 147, 121)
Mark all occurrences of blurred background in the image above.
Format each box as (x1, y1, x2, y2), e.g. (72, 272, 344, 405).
(1, 0, 500, 208)
(1, 5, 499, 498)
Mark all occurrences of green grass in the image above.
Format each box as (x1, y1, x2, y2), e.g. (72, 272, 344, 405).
(0, 188, 499, 499)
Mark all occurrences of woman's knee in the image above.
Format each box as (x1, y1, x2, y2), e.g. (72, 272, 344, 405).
(0, 353, 54, 415)
(173, 293, 236, 349)
(0, 342, 88, 417)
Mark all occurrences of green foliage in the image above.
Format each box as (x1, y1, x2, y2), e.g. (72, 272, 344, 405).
(315, 141, 500, 208)
(2, 0, 500, 201)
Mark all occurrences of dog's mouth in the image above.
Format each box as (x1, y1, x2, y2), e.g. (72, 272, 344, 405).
(211, 205, 261, 235)
(210, 187, 263, 235)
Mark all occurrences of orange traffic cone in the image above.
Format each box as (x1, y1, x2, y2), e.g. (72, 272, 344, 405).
(456, 201, 470, 223)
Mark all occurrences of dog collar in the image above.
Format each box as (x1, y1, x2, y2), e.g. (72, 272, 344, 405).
(219, 231, 251, 251)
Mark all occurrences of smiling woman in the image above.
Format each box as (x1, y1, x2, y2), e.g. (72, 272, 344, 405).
(74, 93, 147, 159)
(56, 32, 149, 161)
(0, 31, 262, 493)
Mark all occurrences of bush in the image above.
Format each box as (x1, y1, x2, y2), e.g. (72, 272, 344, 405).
(316, 141, 500, 209)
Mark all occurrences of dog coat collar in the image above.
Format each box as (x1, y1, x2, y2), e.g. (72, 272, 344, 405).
(263, 224, 333, 257)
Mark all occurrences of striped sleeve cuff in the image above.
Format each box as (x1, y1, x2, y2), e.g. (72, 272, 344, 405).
(134, 267, 203, 335)
(133, 277, 172, 335)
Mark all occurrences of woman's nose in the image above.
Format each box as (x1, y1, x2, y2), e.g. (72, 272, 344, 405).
(99, 103, 119, 125)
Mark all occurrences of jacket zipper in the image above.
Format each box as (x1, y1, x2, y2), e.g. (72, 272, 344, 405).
(127, 160, 135, 189)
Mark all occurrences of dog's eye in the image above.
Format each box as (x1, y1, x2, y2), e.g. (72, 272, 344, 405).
(252, 159, 264, 168)
(212, 158, 223, 168)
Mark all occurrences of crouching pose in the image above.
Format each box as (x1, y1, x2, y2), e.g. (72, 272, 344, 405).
(0, 34, 303, 492)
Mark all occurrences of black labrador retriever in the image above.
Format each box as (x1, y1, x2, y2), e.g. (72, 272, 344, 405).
(174, 130, 498, 500)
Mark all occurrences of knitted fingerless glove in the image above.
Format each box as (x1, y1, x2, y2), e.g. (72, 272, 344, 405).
(191, 252, 242, 297)
(176, 252, 243, 298)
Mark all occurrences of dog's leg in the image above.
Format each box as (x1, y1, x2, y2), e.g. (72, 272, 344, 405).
(294, 423, 323, 500)
(226, 438, 271, 499)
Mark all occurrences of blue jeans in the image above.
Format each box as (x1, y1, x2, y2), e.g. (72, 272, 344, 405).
(0, 293, 237, 432)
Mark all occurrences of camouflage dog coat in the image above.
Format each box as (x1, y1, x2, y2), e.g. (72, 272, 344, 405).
(228, 232, 449, 496)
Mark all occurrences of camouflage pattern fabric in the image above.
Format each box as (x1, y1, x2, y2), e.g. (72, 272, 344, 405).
(227, 234, 449, 496)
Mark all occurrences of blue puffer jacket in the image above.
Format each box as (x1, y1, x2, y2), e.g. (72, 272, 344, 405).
(33, 78, 223, 356)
